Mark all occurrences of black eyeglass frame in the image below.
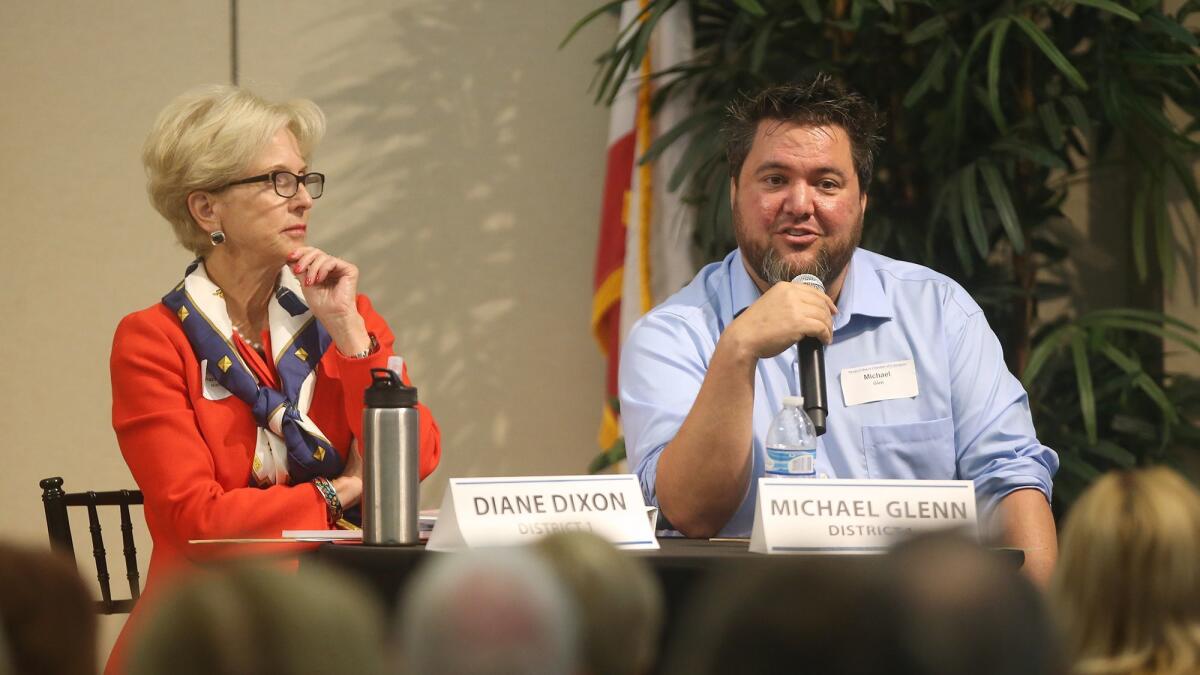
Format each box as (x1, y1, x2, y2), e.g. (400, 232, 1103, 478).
(222, 171, 325, 199)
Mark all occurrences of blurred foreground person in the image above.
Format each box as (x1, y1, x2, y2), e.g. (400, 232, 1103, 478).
(396, 547, 580, 675)
(1053, 468, 1200, 675)
(0, 543, 96, 675)
(533, 532, 663, 675)
(109, 85, 441, 672)
(662, 556, 916, 675)
(127, 562, 386, 675)
(664, 531, 1060, 675)
(889, 531, 1063, 675)
(0, 623, 11, 675)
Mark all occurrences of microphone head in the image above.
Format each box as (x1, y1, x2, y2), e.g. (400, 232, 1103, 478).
(792, 273, 826, 293)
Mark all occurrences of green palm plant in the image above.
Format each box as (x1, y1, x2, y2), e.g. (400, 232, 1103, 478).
(568, 0, 1200, 510)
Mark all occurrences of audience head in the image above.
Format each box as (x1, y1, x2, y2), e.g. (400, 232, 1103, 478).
(127, 561, 386, 675)
(396, 547, 580, 675)
(1053, 467, 1200, 675)
(0, 543, 96, 675)
(0, 617, 11, 675)
(889, 530, 1062, 675)
(533, 532, 663, 675)
(142, 85, 325, 255)
(663, 556, 917, 675)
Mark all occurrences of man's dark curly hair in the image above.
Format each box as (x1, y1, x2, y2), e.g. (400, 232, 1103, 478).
(723, 74, 885, 194)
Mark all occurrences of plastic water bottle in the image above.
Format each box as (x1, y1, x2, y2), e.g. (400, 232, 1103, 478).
(764, 396, 818, 477)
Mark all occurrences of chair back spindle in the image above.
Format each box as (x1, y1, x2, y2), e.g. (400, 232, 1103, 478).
(119, 498, 141, 602)
(86, 499, 114, 611)
(40, 476, 75, 558)
(38, 476, 145, 614)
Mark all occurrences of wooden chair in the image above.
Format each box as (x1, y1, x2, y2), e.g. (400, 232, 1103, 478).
(39, 476, 144, 614)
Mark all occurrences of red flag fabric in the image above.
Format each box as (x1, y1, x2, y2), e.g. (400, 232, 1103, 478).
(591, 0, 696, 455)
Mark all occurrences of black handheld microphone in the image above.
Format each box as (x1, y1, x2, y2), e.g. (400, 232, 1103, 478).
(793, 274, 829, 436)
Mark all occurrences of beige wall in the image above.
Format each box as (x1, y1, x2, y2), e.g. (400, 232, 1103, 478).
(233, 1, 615, 488)
(2, 0, 614, 665)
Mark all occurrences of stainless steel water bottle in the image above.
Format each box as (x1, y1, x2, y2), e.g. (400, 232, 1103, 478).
(362, 367, 420, 545)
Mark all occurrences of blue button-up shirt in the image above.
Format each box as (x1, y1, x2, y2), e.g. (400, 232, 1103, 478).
(619, 248, 1058, 537)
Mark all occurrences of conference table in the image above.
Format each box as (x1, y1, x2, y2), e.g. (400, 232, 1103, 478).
(306, 537, 1023, 666)
(308, 537, 806, 666)
(313, 537, 764, 607)
(311, 537, 775, 619)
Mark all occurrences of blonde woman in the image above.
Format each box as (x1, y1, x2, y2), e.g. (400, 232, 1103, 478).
(1052, 467, 1200, 675)
(108, 85, 441, 673)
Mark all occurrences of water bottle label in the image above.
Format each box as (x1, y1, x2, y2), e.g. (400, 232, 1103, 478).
(764, 447, 816, 476)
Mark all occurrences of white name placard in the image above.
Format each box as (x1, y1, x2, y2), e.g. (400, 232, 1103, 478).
(749, 478, 977, 554)
(426, 475, 659, 551)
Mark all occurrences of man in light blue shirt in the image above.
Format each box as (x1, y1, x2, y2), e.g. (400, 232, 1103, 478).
(619, 76, 1059, 582)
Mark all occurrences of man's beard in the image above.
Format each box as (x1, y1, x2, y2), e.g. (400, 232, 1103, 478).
(760, 246, 832, 285)
(737, 212, 862, 288)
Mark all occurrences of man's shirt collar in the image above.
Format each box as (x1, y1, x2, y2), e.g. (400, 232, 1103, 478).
(730, 250, 762, 317)
(833, 248, 893, 331)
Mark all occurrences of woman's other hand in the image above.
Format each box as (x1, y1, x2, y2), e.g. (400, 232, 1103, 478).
(331, 442, 364, 510)
(289, 246, 371, 355)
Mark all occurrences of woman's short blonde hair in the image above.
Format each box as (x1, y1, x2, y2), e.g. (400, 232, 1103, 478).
(1052, 467, 1200, 675)
(142, 85, 325, 255)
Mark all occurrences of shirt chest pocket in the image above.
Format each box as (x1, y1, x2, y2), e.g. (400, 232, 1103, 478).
(861, 417, 956, 480)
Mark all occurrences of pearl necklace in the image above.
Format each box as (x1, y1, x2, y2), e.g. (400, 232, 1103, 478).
(214, 288, 266, 352)
(232, 324, 263, 352)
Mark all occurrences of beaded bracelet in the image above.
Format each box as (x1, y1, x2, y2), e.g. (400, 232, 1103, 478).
(312, 476, 343, 525)
(342, 333, 380, 360)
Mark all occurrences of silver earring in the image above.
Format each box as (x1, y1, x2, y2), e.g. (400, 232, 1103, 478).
(210, 231, 226, 246)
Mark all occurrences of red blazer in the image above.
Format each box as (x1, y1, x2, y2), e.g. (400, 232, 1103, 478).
(107, 294, 440, 673)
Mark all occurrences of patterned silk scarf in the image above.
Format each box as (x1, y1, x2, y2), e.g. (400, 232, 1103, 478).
(162, 259, 344, 486)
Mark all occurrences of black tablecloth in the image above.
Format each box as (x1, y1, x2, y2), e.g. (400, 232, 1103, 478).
(311, 538, 805, 610)
(308, 538, 1023, 673)
(311, 538, 1018, 636)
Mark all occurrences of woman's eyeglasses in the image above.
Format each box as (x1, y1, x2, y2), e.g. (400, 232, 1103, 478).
(223, 171, 325, 199)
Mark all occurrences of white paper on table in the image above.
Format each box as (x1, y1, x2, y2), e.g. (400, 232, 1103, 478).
(282, 530, 363, 542)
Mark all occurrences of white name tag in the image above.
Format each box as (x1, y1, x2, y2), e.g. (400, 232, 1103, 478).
(426, 475, 659, 551)
(749, 478, 977, 554)
(840, 359, 919, 406)
(200, 359, 233, 401)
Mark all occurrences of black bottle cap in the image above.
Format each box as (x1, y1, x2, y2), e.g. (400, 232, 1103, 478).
(365, 368, 418, 408)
